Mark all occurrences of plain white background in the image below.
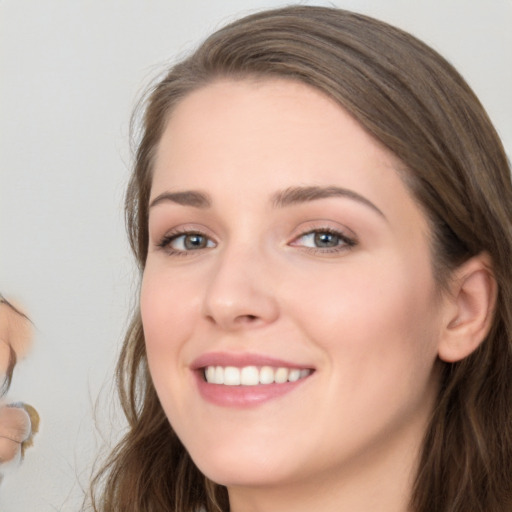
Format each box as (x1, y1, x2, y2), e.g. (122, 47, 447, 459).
(1, 1, 510, 510)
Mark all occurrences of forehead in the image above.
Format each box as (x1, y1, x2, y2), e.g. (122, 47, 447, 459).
(153, 78, 401, 192)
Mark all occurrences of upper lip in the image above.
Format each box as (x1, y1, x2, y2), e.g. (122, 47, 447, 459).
(191, 351, 314, 370)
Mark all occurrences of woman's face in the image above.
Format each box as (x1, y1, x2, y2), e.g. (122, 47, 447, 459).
(141, 79, 445, 492)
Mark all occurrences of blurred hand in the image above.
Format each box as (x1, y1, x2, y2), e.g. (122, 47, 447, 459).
(0, 404, 32, 464)
(0, 298, 38, 482)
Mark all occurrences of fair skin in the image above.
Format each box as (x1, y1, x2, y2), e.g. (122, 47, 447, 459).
(141, 79, 493, 512)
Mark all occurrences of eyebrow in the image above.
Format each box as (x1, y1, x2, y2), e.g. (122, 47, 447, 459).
(271, 186, 386, 218)
(149, 190, 211, 209)
(149, 185, 385, 219)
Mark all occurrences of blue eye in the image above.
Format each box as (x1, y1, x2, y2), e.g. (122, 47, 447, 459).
(293, 229, 356, 251)
(159, 232, 216, 253)
(302, 231, 341, 248)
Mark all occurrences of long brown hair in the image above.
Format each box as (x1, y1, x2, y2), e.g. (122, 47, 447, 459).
(89, 6, 512, 511)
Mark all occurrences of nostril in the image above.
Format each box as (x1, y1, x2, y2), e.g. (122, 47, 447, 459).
(205, 312, 261, 329)
(237, 314, 258, 323)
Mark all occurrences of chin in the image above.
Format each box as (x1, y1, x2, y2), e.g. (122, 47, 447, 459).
(187, 441, 298, 488)
(200, 464, 289, 489)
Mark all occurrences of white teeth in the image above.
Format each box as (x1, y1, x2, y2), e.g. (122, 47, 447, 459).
(214, 366, 224, 384)
(259, 366, 275, 384)
(206, 366, 216, 383)
(240, 366, 259, 386)
(274, 367, 288, 383)
(224, 366, 240, 386)
(288, 369, 301, 382)
(204, 365, 312, 385)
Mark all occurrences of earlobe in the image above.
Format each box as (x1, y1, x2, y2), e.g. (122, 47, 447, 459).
(438, 253, 497, 363)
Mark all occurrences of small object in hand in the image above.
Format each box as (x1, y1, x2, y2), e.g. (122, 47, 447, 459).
(0, 403, 39, 465)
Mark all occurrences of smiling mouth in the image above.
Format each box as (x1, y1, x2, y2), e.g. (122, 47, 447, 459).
(203, 365, 313, 386)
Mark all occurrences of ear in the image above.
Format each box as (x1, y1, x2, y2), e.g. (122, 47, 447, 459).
(438, 253, 497, 363)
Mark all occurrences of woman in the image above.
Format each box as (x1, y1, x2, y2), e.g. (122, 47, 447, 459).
(90, 6, 512, 511)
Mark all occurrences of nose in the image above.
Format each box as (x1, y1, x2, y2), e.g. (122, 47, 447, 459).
(202, 246, 279, 331)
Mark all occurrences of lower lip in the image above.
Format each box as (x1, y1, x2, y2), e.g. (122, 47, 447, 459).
(194, 371, 311, 407)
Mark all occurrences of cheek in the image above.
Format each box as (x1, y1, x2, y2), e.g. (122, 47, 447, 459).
(289, 253, 441, 376)
(140, 267, 198, 368)
(140, 267, 203, 428)
(283, 256, 441, 456)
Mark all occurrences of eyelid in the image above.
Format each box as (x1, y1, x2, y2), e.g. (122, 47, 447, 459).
(154, 224, 218, 255)
(288, 221, 358, 253)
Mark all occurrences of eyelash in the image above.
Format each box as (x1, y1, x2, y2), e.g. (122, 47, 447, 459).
(157, 229, 216, 257)
(156, 227, 357, 256)
(291, 227, 357, 254)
